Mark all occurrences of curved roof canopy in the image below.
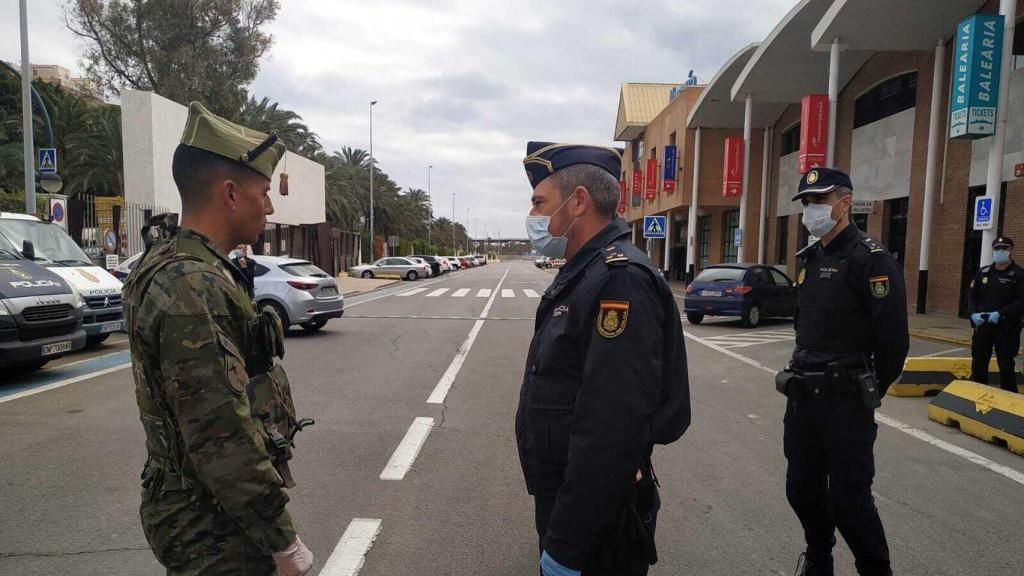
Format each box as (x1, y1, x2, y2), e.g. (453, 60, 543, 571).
(812, 0, 988, 52)
(613, 83, 679, 141)
(730, 0, 872, 104)
(687, 43, 788, 129)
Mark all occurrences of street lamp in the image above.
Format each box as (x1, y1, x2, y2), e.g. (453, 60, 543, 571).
(427, 164, 433, 251)
(466, 207, 471, 254)
(369, 100, 377, 260)
(451, 192, 456, 255)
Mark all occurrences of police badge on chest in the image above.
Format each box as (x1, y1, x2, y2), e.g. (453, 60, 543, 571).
(819, 266, 839, 280)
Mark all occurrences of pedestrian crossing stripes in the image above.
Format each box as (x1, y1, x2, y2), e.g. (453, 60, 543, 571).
(394, 287, 542, 299)
(693, 329, 794, 349)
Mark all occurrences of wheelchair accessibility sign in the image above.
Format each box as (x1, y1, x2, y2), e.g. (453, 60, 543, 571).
(973, 196, 993, 231)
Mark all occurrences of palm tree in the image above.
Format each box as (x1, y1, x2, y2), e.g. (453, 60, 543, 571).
(237, 96, 321, 155)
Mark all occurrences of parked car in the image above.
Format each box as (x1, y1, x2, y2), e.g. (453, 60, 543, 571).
(534, 256, 551, 268)
(437, 257, 451, 273)
(550, 258, 566, 268)
(112, 252, 143, 280)
(408, 257, 434, 277)
(349, 257, 430, 281)
(251, 256, 343, 332)
(458, 256, 472, 269)
(412, 255, 443, 276)
(683, 263, 797, 328)
(446, 256, 462, 270)
(472, 254, 487, 266)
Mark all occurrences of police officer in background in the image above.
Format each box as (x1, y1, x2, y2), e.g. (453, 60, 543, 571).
(516, 142, 691, 576)
(124, 103, 313, 575)
(777, 168, 909, 576)
(967, 237, 1024, 393)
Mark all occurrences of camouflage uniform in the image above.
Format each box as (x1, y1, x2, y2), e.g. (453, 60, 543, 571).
(124, 216, 295, 575)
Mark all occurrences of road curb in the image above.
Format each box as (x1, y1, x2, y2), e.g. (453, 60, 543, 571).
(341, 279, 403, 298)
(908, 330, 972, 347)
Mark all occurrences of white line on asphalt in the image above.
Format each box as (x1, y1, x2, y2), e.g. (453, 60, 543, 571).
(476, 288, 492, 298)
(426, 288, 449, 297)
(501, 289, 515, 298)
(427, 267, 510, 404)
(523, 289, 540, 298)
(397, 288, 428, 297)
(380, 417, 435, 481)
(452, 288, 471, 298)
(44, 349, 126, 371)
(921, 347, 967, 357)
(684, 331, 1024, 487)
(345, 276, 448, 308)
(319, 518, 383, 576)
(0, 363, 132, 405)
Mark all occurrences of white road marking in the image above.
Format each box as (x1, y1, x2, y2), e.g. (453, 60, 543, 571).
(380, 417, 435, 481)
(425, 288, 449, 297)
(397, 288, 428, 297)
(319, 518, 383, 576)
(0, 363, 131, 405)
(427, 267, 510, 404)
(921, 347, 967, 357)
(523, 289, 540, 298)
(501, 289, 515, 298)
(345, 276, 447, 308)
(697, 330, 795, 349)
(685, 331, 1024, 487)
(476, 289, 492, 298)
(452, 288, 471, 298)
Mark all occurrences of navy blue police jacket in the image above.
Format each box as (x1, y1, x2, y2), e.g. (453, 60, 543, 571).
(515, 218, 691, 567)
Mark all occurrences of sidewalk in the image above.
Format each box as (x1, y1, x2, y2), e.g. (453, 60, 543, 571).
(336, 274, 401, 297)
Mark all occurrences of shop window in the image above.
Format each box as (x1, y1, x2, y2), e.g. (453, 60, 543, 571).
(632, 133, 645, 167)
(698, 215, 711, 268)
(883, 198, 908, 264)
(781, 124, 801, 155)
(669, 131, 677, 146)
(776, 215, 789, 264)
(854, 72, 918, 129)
(722, 210, 739, 263)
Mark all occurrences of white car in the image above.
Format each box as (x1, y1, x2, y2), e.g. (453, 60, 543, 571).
(408, 257, 434, 277)
(446, 256, 462, 270)
(252, 255, 343, 331)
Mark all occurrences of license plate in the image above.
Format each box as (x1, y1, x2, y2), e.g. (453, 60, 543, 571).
(42, 341, 73, 356)
(100, 321, 122, 333)
(321, 287, 338, 296)
(700, 290, 723, 297)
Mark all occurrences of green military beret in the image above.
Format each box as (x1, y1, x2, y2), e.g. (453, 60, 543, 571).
(180, 101, 286, 180)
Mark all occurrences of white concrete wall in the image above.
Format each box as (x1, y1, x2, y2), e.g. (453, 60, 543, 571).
(121, 90, 326, 225)
(850, 107, 915, 202)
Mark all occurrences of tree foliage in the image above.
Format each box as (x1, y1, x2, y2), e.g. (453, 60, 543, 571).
(64, 0, 279, 116)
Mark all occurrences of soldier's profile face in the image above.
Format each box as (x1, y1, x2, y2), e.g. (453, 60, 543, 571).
(229, 174, 273, 244)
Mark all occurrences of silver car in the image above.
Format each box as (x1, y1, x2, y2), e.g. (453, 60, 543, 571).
(349, 257, 430, 281)
(252, 255, 343, 332)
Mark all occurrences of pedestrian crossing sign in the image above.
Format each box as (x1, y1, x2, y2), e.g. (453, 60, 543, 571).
(38, 148, 57, 174)
(643, 215, 666, 239)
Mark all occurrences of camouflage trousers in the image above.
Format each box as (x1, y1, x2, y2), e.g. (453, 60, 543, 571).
(141, 484, 275, 575)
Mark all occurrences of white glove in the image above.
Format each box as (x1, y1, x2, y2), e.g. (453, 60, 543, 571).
(273, 536, 313, 576)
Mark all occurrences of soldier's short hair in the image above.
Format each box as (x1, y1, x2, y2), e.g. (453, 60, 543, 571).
(550, 164, 620, 218)
(172, 144, 262, 208)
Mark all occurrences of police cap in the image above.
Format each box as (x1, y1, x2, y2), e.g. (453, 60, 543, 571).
(993, 236, 1014, 249)
(180, 101, 286, 180)
(792, 167, 853, 201)
(523, 142, 623, 189)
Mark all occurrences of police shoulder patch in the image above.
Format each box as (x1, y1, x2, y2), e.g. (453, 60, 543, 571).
(596, 300, 629, 338)
(870, 275, 890, 299)
(797, 268, 806, 285)
(604, 245, 629, 265)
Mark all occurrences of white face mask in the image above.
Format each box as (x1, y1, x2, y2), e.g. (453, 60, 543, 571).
(526, 194, 577, 259)
(801, 201, 839, 238)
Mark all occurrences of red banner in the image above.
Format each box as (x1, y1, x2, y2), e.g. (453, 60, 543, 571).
(799, 94, 829, 174)
(645, 158, 658, 200)
(662, 179, 677, 193)
(632, 169, 643, 195)
(722, 136, 744, 197)
(618, 179, 627, 213)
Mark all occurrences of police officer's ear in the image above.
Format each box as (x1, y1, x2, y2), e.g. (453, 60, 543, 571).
(569, 185, 591, 217)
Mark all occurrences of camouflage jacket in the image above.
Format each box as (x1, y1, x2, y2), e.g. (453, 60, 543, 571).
(123, 221, 296, 554)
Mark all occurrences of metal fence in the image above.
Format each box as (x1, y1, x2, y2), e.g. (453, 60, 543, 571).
(67, 194, 174, 262)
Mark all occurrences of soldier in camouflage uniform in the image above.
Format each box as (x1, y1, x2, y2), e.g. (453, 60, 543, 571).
(124, 102, 313, 576)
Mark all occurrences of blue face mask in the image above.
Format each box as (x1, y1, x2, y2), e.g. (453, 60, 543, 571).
(993, 249, 1011, 264)
(526, 194, 577, 259)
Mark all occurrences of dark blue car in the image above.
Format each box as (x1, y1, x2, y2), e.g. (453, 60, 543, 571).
(683, 263, 797, 328)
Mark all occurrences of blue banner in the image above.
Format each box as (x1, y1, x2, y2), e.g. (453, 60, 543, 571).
(950, 14, 1004, 139)
(663, 145, 677, 180)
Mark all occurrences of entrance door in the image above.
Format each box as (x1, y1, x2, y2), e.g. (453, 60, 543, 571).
(959, 185, 1007, 316)
(884, 198, 908, 264)
(672, 223, 688, 281)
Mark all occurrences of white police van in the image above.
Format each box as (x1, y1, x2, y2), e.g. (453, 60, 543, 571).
(0, 213, 124, 347)
(0, 231, 86, 370)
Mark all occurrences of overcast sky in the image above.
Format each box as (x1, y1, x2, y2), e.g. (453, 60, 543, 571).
(1, 0, 795, 239)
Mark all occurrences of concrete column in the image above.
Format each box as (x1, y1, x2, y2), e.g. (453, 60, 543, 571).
(664, 210, 672, 276)
(738, 94, 753, 264)
(758, 127, 771, 264)
(19, 0, 34, 214)
(631, 220, 637, 245)
(827, 39, 840, 167)
(982, 0, 1017, 266)
(686, 127, 701, 283)
(916, 39, 946, 313)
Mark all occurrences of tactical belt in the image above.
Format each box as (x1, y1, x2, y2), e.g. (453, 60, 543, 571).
(785, 368, 860, 400)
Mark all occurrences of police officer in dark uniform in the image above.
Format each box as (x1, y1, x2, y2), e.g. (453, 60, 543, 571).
(967, 237, 1024, 393)
(516, 142, 691, 576)
(777, 168, 909, 576)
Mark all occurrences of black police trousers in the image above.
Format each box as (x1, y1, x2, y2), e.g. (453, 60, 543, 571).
(784, 397, 891, 576)
(970, 323, 1021, 393)
(534, 490, 658, 576)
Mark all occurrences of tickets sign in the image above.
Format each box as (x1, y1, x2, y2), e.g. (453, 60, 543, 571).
(950, 14, 1004, 139)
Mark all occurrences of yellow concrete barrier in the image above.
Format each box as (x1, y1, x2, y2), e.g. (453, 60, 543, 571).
(928, 380, 1024, 457)
(889, 357, 1008, 397)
